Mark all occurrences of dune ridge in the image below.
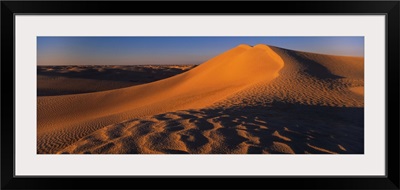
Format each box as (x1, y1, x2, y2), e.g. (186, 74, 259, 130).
(38, 44, 285, 154)
(213, 46, 364, 108)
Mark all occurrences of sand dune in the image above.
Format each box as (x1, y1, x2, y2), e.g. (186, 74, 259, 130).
(37, 65, 195, 96)
(37, 44, 364, 154)
(38, 44, 284, 153)
(214, 47, 364, 108)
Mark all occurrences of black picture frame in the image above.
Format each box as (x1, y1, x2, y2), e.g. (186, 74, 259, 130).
(1, 1, 399, 189)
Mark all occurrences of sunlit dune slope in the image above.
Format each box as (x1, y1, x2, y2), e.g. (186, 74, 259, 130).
(38, 44, 284, 154)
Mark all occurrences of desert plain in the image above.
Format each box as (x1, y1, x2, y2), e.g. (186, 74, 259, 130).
(37, 44, 364, 154)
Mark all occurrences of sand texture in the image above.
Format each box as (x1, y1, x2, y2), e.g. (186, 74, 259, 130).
(37, 44, 364, 154)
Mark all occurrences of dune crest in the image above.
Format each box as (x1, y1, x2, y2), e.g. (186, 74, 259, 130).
(214, 47, 364, 108)
(38, 44, 285, 154)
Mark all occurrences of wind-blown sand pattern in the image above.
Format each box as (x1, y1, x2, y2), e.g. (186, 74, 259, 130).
(37, 44, 364, 154)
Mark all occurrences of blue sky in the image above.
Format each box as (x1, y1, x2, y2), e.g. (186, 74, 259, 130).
(37, 37, 364, 65)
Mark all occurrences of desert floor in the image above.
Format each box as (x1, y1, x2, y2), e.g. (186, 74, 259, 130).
(37, 44, 364, 154)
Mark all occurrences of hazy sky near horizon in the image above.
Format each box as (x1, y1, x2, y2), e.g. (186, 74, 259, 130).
(37, 37, 364, 65)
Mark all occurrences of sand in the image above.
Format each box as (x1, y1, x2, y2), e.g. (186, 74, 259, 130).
(37, 44, 364, 154)
(37, 65, 195, 96)
(349, 87, 364, 96)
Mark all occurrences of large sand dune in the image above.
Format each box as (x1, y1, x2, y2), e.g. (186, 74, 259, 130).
(37, 44, 364, 154)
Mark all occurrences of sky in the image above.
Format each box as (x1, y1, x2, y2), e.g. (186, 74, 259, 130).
(37, 37, 364, 65)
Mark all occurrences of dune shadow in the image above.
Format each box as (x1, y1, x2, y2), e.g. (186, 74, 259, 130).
(176, 102, 364, 154)
(52, 95, 364, 154)
(95, 102, 363, 154)
(279, 49, 343, 80)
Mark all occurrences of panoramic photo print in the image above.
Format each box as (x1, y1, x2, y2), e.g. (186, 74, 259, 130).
(37, 37, 364, 154)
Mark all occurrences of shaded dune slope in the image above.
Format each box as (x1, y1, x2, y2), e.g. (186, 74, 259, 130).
(215, 47, 364, 108)
(38, 44, 284, 154)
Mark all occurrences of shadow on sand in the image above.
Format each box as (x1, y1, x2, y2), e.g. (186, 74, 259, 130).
(84, 102, 364, 154)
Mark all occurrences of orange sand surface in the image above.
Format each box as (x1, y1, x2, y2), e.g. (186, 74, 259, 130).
(37, 44, 364, 154)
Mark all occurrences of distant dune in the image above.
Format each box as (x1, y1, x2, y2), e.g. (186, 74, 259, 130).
(37, 65, 195, 96)
(37, 44, 364, 154)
